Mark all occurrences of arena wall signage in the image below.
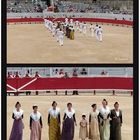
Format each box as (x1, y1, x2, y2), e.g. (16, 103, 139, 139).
(7, 77, 133, 92)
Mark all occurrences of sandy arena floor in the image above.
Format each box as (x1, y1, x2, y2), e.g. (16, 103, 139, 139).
(7, 94, 133, 140)
(7, 23, 133, 63)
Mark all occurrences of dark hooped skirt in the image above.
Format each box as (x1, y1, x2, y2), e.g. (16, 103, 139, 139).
(61, 117, 75, 140)
(9, 119, 23, 140)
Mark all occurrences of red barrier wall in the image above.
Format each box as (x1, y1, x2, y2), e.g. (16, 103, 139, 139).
(7, 77, 133, 92)
(7, 18, 133, 26)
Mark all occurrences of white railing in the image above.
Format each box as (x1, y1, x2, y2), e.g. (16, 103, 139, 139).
(7, 12, 43, 18)
(43, 12, 133, 20)
(7, 12, 133, 21)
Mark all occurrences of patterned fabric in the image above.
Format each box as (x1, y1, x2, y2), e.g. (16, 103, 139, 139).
(49, 117, 61, 140)
(70, 31, 74, 40)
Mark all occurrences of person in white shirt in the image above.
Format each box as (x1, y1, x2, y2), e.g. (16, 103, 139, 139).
(70, 18, 74, 26)
(79, 22, 84, 33)
(89, 23, 94, 37)
(58, 29, 64, 46)
(65, 17, 69, 26)
(94, 24, 99, 40)
(44, 18, 48, 28)
(83, 22, 87, 35)
(75, 19, 79, 31)
(56, 28, 60, 42)
(97, 26, 103, 42)
(52, 24, 56, 37)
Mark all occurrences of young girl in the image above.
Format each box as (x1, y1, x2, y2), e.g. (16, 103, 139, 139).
(79, 114, 88, 140)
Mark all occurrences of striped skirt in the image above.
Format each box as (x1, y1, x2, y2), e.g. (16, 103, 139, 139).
(49, 117, 61, 140)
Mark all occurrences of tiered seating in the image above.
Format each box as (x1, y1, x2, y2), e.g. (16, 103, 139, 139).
(7, 0, 133, 14)
(7, 67, 133, 78)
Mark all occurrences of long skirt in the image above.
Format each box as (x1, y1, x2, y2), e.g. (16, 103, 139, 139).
(70, 31, 74, 40)
(30, 121, 42, 140)
(99, 119, 110, 140)
(89, 120, 100, 140)
(49, 117, 61, 140)
(110, 119, 121, 140)
(62, 118, 75, 140)
(79, 126, 88, 139)
(9, 119, 23, 140)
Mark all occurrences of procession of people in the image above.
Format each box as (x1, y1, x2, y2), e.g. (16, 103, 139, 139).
(44, 18, 103, 46)
(9, 99, 122, 140)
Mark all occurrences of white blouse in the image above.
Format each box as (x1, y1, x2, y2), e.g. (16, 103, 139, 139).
(48, 107, 60, 118)
(30, 111, 41, 121)
(13, 109, 24, 119)
(99, 106, 110, 119)
(65, 108, 75, 118)
(115, 110, 120, 117)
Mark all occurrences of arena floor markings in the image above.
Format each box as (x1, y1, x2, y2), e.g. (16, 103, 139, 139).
(7, 23, 133, 63)
(7, 95, 133, 140)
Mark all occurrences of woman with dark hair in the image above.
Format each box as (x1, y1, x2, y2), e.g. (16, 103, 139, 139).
(30, 106, 43, 140)
(89, 104, 100, 140)
(110, 102, 122, 140)
(48, 101, 61, 140)
(98, 99, 110, 140)
(9, 102, 24, 140)
(62, 103, 77, 140)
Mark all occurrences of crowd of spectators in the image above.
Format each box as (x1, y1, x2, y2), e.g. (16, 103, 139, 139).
(7, 68, 88, 78)
(7, 0, 133, 15)
(7, 71, 41, 78)
(7, 67, 132, 78)
(7, 0, 46, 13)
(54, 0, 133, 15)
(52, 68, 88, 78)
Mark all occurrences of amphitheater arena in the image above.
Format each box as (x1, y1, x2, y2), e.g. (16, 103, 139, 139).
(7, 67, 133, 140)
(7, 0, 133, 63)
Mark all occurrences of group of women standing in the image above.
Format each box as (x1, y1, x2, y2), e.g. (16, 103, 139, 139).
(9, 99, 122, 140)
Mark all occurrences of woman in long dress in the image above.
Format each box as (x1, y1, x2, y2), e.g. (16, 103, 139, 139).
(79, 114, 88, 140)
(62, 103, 77, 140)
(110, 102, 122, 140)
(98, 99, 110, 140)
(70, 26, 74, 40)
(89, 104, 100, 140)
(30, 106, 43, 140)
(48, 101, 61, 140)
(9, 102, 24, 140)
